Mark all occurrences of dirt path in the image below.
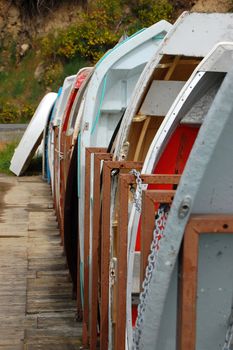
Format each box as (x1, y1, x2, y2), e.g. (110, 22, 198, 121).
(0, 175, 81, 349)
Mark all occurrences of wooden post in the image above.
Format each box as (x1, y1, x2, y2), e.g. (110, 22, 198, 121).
(83, 147, 107, 347)
(114, 174, 180, 350)
(90, 152, 112, 350)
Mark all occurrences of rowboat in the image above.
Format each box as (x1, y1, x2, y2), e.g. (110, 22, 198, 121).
(78, 19, 172, 290)
(47, 87, 63, 190)
(61, 68, 92, 187)
(108, 12, 233, 349)
(135, 66, 233, 350)
(42, 90, 61, 182)
(57, 68, 92, 242)
(52, 75, 76, 221)
(10, 92, 57, 176)
(124, 42, 233, 350)
(114, 12, 233, 160)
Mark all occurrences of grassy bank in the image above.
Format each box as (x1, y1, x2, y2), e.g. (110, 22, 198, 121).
(0, 47, 88, 123)
(0, 0, 174, 124)
(0, 140, 42, 175)
(0, 141, 18, 174)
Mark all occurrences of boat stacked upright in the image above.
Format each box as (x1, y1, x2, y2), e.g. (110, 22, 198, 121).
(9, 11, 233, 350)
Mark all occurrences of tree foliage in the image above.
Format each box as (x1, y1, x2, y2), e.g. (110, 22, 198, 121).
(41, 0, 173, 63)
(12, 0, 86, 17)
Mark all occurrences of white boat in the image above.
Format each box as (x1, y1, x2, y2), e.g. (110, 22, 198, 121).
(103, 12, 233, 348)
(57, 68, 93, 234)
(114, 12, 233, 160)
(135, 66, 233, 350)
(78, 19, 172, 283)
(49, 75, 76, 201)
(46, 88, 62, 185)
(62, 69, 93, 289)
(126, 42, 233, 350)
(10, 92, 57, 176)
(42, 91, 60, 182)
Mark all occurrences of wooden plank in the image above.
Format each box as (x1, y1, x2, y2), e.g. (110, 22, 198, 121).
(0, 175, 82, 348)
(140, 190, 175, 285)
(83, 147, 107, 347)
(90, 152, 112, 350)
(100, 161, 143, 350)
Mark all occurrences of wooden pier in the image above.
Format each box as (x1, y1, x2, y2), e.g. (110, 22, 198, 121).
(0, 175, 82, 350)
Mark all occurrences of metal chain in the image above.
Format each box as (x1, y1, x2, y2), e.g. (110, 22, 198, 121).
(130, 169, 143, 213)
(130, 172, 233, 350)
(130, 169, 170, 349)
(133, 205, 170, 349)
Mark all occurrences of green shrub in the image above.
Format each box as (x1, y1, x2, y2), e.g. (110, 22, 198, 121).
(0, 102, 34, 123)
(42, 61, 63, 86)
(129, 0, 173, 32)
(41, 0, 173, 64)
(0, 103, 20, 123)
(20, 104, 34, 122)
(41, 2, 121, 63)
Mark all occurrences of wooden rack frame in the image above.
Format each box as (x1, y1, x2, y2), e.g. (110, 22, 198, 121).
(83, 147, 110, 347)
(83, 152, 142, 349)
(89, 152, 114, 350)
(179, 214, 233, 350)
(140, 189, 177, 286)
(100, 160, 143, 350)
(115, 173, 180, 350)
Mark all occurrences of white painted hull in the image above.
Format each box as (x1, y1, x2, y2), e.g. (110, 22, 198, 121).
(137, 67, 233, 350)
(78, 20, 172, 281)
(128, 43, 233, 349)
(50, 75, 76, 198)
(10, 92, 57, 176)
(114, 13, 233, 160)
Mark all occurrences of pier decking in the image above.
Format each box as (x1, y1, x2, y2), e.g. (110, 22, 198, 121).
(0, 175, 81, 350)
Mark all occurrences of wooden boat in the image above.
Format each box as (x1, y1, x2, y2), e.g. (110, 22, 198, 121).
(48, 74, 76, 198)
(135, 66, 233, 350)
(108, 12, 233, 349)
(10, 92, 57, 176)
(52, 75, 76, 221)
(78, 19, 172, 290)
(57, 67, 93, 242)
(43, 87, 63, 183)
(62, 68, 92, 185)
(114, 12, 233, 161)
(125, 42, 233, 350)
(61, 68, 94, 295)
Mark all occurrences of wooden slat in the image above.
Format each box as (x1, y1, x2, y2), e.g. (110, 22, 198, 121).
(90, 152, 112, 350)
(114, 173, 180, 349)
(0, 175, 82, 348)
(83, 147, 107, 347)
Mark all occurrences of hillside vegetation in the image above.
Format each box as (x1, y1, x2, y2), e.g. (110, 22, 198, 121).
(0, 0, 232, 123)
